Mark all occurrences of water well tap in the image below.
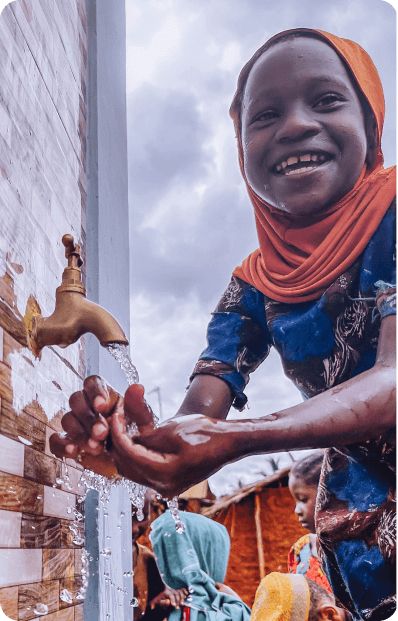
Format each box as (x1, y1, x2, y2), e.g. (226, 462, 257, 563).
(24, 234, 129, 358)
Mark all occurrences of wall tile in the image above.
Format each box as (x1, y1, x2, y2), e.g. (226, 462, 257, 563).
(61, 463, 83, 495)
(0, 433, 24, 477)
(21, 514, 61, 549)
(0, 399, 46, 452)
(60, 519, 83, 549)
(2, 330, 21, 364)
(24, 446, 61, 487)
(0, 549, 42, 588)
(32, 607, 74, 621)
(18, 578, 59, 621)
(43, 549, 74, 581)
(0, 585, 18, 619)
(73, 550, 83, 576)
(0, 326, 3, 361)
(0, 473, 43, 514)
(74, 604, 83, 621)
(43, 486, 75, 520)
(58, 576, 83, 609)
(0, 508, 22, 547)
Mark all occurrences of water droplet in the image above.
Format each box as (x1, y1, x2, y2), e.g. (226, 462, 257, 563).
(66, 507, 72, 514)
(123, 571, 134, 577)
(117, 525, 122, 530)
(100, 548, 112, 557)
(73, 536, 85, 546)
(106, 535, 111, 540)
(188, 586, 194, 594)
(36, 495, 42, 500)
(55, 478, 64, 485)
(34, 603, 49, 616)
(130, 598, 139, 607)
(60, 589, 73, 604)
(18, 436, 32, 446)
(120, 511, 125, 517)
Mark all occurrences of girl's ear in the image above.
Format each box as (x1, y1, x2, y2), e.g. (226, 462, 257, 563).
(317, 604, 347, 621)
(365, 114, 377, 168)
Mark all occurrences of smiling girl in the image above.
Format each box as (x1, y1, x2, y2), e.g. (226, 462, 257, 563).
(51, 29, 396, 621)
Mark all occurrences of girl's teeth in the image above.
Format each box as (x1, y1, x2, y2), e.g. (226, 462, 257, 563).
(285, 166, 316, 176)
(281, 161, 288, 169)
(299, 154, 311, 162)
(311, 154, 318, 161)
(287, 156, 298, 165)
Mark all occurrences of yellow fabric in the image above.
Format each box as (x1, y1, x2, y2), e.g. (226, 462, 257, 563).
(251, 573, 310, 621)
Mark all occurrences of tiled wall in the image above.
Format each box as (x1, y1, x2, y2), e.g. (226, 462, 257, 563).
(0, 1, 87, 619)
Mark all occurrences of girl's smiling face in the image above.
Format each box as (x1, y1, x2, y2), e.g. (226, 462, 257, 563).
(241, 37, 369, 216)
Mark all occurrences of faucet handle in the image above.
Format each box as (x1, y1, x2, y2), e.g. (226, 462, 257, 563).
(62, 234, 83, 268)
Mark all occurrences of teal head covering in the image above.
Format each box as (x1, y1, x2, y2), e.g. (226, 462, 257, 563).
(150, 511, 251, 621)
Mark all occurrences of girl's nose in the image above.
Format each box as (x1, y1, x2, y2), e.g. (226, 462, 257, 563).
(276, 105, 321, 143)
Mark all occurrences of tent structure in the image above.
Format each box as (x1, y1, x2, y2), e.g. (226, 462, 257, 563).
(202, 466, 307, 607)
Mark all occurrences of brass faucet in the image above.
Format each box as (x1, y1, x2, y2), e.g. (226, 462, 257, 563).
(24, 234, 129, 358)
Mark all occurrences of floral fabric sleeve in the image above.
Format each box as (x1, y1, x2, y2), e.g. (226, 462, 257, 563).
(190, 277, 272, 410)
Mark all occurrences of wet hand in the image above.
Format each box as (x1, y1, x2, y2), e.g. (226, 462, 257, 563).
(49, 376, 129, 476)
(150, 586, 188, 610)
(108, 384, 235, 497)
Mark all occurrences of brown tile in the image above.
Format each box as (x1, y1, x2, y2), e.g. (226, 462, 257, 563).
(18, 579, 59, 621)
(0, 360, 13, 403)
(34, 607, 74, 621)
(73, 550, 84, 576)
(0, 399, 46, 452)
(21, 514, 62, 549)
(43, 549, 74, 581)
(0, 473, 43, 514)
(60, 519, 84, 550)
(74, 604, 83, 621)
(0, 326, 3, 361)
(0, 585, 18, 619)
(24, 446, 61, 487)
(58, 576, 83, 609)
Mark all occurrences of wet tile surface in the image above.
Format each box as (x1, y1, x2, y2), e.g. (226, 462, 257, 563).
(42, 549, 74, 581)
(24, 446, 61, 487)
(18, 578, 59, 621)
(0, 399, 46, 452)
(0, 585, 18, 619)
(21, 514, 61, 549)
(58, 576, 83, 609)
(0, 433, 24, 477)
(0, 549, 42, 588)
(43, 486, 75, 520)
(0, 508, 22, 547)
(0, 472, 43, 514)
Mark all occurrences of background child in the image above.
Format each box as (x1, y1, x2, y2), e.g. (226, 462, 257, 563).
(251, 572, 348, 621)
(51, 28, 396, 621)
(133, 491, 187, 621)
(150, 511, 251, 621)
(288, 452, 331, 593)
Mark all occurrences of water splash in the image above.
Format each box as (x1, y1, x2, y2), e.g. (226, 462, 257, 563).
(33, 603, 49, 616)
(167, 497, 185, 533)
(60, 589, 73, 604)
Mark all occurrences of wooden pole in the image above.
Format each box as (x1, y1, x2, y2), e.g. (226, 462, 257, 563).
(254, 492, 265, 579)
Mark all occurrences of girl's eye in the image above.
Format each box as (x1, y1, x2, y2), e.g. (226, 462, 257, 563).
(315, 93, 344, 108)
(253, 110, 278, 124)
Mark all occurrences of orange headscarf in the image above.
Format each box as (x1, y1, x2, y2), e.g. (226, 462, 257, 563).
(231, 29, 396, 304)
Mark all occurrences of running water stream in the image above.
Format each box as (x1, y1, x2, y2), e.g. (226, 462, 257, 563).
(49, 344, 185, 619)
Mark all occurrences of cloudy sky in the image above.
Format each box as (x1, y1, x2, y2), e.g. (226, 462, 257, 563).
(125, 0, 396, 496)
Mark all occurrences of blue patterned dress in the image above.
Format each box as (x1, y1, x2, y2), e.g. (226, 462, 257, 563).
(190, 203, 396, 620)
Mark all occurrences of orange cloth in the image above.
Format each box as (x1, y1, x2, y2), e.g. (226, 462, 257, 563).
(230, 29, 396, 304)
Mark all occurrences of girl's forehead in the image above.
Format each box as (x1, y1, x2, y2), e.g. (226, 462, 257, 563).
(244, 37, 352, 99)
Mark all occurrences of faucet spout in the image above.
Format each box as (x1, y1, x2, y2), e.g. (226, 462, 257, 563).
(24, 234, 128, 358)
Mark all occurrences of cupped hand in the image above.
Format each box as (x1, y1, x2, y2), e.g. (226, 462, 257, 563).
(108, 384, 235, 497)
(49, 376, 156, 478)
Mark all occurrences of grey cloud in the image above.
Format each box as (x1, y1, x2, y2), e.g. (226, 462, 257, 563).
(128, 85, 211, 206)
